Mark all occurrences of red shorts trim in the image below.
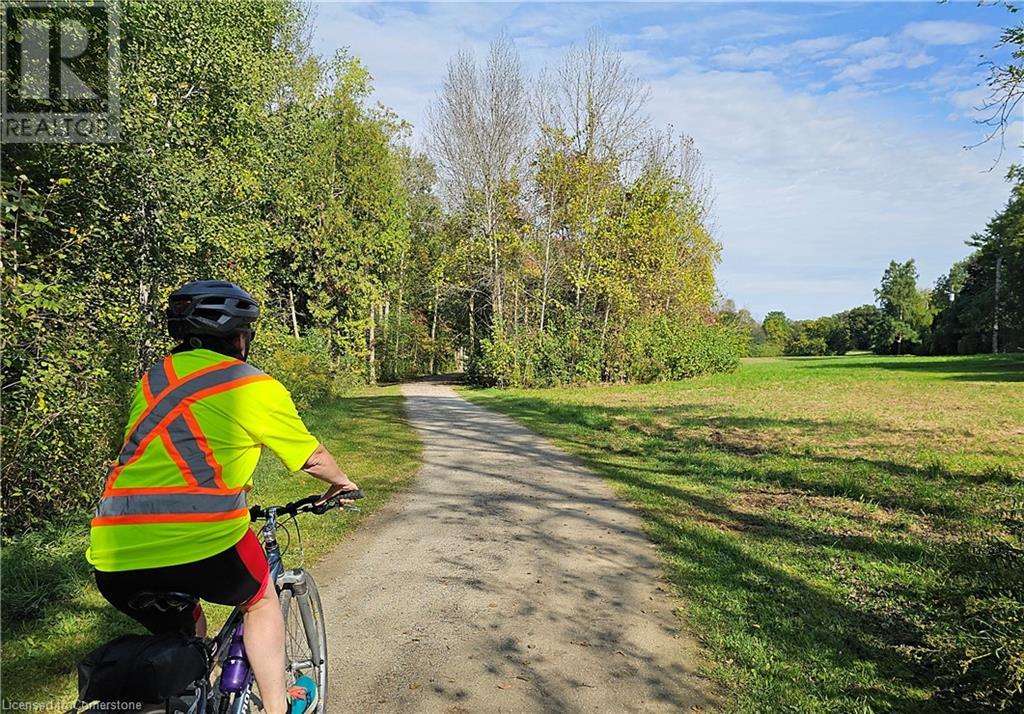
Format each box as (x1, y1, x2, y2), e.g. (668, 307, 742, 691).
(235, 529, 270, 606)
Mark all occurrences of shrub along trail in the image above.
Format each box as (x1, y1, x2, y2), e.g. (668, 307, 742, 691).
(316, 381, 716, 713)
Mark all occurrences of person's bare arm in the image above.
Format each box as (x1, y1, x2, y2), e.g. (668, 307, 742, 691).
(302, 443, 360, 504)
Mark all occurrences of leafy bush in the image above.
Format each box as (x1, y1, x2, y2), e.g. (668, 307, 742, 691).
(255, 328, 361, 409)
(615, 318, 741, 382)
(785, 317, 850, 356)
(746, 340, 785, 357)
(471, 329, 519, 387)
(469, 316, 740, 388)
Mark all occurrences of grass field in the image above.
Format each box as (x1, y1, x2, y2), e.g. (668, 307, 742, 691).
(464, 354, 1024, 713)
(0, 386, 421, 702)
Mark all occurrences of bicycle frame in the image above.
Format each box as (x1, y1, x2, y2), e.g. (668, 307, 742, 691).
(179, 508, 318, 714)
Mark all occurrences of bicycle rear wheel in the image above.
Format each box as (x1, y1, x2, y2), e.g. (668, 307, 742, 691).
(279, 569, 328, 713)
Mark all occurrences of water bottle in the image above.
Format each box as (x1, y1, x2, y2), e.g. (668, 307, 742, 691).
(220, 622, 250, 693)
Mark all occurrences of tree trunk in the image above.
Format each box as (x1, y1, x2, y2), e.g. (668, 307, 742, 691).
(574, 251, 584, 311)
(601, 300, 612, 344)
(468, 290, 476, 353)
(134, 177, 158, 376)
(381, 299, 390, 378)
(492, 239, 502, 327)
(395, 254, 405, 377)
(993, 254, 1002, 353)
(540, 187, 554, 331)
(288, 287, 300, 339)
(540, 228, 552, 332)
(367, 303, 377, 384)
(429, 284, 440, 375)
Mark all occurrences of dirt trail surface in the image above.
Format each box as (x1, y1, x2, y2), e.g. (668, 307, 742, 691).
(317, 382, 715, 713)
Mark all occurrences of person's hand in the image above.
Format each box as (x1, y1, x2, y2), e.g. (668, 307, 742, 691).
(317, 480, 360, 506)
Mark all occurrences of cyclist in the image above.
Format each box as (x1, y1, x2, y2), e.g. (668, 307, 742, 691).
(86, 280, 359, 714)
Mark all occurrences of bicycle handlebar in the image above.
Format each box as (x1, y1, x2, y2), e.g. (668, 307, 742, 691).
(250, 490, 364, 521)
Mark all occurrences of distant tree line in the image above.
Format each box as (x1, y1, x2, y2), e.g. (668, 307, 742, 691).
(721, 167, 1023, 357)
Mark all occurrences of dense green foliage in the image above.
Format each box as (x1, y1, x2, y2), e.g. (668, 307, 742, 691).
(873, 259, 932, 354)
(783, 315, 850, 356)
(928, 166, 1024, 355)
(466, 354, 1024, 712)
(1, 1, 422, 532)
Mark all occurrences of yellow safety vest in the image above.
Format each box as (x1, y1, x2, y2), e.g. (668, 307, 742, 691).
(87, 349, 319, 572)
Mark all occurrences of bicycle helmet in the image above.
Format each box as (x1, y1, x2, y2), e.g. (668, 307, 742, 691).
(166, 280, 260, 340)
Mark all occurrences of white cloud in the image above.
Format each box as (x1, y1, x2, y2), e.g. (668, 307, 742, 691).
(624, 9, 805, 44)
(845, 36, 890, 56)
(713, 35, 846, 70)
(835, 50, 936, 83)
(902, 21, 993, 46)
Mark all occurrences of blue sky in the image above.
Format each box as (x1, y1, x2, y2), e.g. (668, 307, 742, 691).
(310, 2, 1021, 320)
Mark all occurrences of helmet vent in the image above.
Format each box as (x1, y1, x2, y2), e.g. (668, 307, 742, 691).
(169, 298, 192, 316)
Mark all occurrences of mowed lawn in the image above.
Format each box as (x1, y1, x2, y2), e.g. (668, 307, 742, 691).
(464, 354, 1024, 713)
(1, 386, 421, 702)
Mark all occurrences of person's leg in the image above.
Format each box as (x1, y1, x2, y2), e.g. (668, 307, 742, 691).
(241, 584, 287, 714)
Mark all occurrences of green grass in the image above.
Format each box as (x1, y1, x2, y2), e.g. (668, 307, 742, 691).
(462, 354, 1024, 713)
(1, 386, 421, 702)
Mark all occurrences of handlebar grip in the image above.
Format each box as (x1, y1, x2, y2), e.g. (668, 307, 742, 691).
(312, 489, 364, 515)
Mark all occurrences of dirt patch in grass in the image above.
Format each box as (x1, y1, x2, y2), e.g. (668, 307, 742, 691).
(728, 489, 965, 544)
(706, 429, 772, 456)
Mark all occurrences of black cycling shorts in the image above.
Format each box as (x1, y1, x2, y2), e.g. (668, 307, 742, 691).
(94, 529, 269, 635)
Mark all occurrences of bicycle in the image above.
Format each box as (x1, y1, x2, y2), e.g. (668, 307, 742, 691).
(74, 490, 363, 714)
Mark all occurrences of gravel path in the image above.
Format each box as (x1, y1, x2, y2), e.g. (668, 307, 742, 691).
(318, 382, 715, 713)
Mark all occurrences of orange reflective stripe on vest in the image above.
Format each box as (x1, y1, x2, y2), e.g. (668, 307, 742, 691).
(94, 356, 271, 526)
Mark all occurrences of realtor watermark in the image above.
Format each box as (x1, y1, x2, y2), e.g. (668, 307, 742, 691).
(1, 0, 120, 143)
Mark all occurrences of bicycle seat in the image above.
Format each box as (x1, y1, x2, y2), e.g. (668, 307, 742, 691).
(126, 591, 200, 613)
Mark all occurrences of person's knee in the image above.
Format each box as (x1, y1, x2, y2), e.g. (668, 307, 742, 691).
(241, 579, 278, 615)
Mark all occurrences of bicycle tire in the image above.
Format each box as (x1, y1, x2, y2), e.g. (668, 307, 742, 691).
(279, 570, 328, 713)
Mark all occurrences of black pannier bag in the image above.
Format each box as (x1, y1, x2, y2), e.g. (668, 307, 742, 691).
(77, 633, 209, 703)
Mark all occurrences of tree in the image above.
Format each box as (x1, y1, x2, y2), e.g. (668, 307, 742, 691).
(427, 35, 529, 350)
(928, 166, 1024, 353)
(716, 300, 762, 354)
(784, 317, 849, 356)
(873, 260, 931, 354)
(837, 305, 884, 351)
(763, 311, 791, 344)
